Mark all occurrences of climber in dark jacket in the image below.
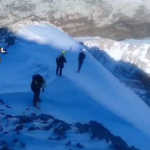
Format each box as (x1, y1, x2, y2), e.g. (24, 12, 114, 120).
(31, 74, 46, 107)
(78, 48, 86, 73)
(56, 51, 67, 76)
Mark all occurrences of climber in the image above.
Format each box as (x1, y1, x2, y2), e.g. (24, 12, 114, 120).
(56, 51, 67, 76)
(78, 48, 86, 73)
(30, 74, 46, 107)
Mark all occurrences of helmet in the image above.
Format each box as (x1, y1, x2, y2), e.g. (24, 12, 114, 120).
(62, 51, 66, 54)
(82, 48, 86, 52)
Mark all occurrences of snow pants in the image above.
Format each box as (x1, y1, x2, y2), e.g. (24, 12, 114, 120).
(31, 87, 40, 106)
(56, 65, 63, 76)
(78, 61, 83, 73)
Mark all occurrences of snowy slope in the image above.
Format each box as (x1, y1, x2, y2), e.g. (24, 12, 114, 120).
(81, 37, 150, 75)
(78, 37, 150, 107)
(1, 23, 150, 150)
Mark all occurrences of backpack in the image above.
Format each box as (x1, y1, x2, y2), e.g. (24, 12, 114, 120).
(56, 55, 61, 63)
(32, 74, 44, 87)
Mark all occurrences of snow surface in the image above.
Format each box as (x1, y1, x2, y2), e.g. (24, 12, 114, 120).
(1, 23, 150, 149)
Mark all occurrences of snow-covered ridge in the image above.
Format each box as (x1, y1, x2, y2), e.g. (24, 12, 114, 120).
(1, 22, 150, 150)
(8, 20, 64, 33)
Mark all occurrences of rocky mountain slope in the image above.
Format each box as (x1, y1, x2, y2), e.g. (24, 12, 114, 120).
(1, 0, 150, 40)
(0, 99, 139, 150)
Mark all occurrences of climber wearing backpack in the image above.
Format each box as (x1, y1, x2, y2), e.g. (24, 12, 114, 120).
(56, 51, 67, 76)
(78, 48, 86, 73)
(30, 74, 46, 107)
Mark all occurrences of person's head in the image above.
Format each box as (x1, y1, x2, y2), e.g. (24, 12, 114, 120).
(62, 51, 66, 55)
(81, 48, 86, 53)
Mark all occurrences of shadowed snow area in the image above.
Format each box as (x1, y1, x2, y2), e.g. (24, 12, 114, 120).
(1, 23, 150, 150)
(78, 37, 150, 107)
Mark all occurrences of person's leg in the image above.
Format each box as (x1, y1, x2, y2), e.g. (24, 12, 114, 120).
(59, 67, 63, 76)
(56, 65, 59, 75)
(78, 61, 82, 72)
(36, 88, 41, 102)
(33, 88, 40, 107)
(31, 87, 37, 106)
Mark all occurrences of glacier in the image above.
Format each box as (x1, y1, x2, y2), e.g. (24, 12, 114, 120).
(1, 23, 150, 150)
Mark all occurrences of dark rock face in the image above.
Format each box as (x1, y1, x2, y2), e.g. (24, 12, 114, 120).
(5, 115, 13, 119)
(0, 113, 141, 150)
(42, 124, 52, 131)
(0, 146, 12, 150)
(89, 121, 113, 140)
(76, 143, 84, 149)
(0, 100, 5, 105)
(53, 121, 71, 137)
(75, 122, 90, 134)
(15, 125, 24, 131)
(18, 116, 33, 124)
(34, 114, 54, 121)
(28, 126, 41, 131)
(112, 136, 129, 150)
(75, 121, 138, 150)
(0, 0, 150, 40)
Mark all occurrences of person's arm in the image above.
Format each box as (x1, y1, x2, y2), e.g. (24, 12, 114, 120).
(41, 79, 46, 92)
(64, 57, 67, 63)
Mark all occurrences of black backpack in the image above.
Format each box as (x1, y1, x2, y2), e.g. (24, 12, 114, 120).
(32, 74, 44, 87)
(56, 55, 61, 63)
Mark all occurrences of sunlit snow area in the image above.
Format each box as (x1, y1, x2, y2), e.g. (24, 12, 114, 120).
(1, 23, 150, 150)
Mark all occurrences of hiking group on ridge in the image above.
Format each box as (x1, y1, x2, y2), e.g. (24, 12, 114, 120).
(31, 48, 86, 107)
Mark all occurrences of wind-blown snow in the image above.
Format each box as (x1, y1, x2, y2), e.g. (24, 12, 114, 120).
(1, 23, 150, 149)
